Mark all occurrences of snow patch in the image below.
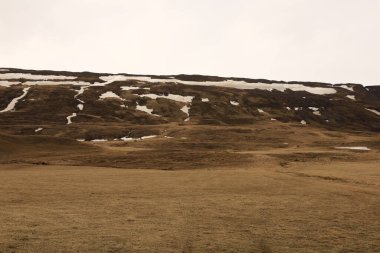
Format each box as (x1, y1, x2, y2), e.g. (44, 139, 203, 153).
(346, 95, 356, 101)
(257, 109, 265, 113)
(308, 107, 321, 116)
(22, 81, 90, 86)
(335, 146, 370, 151)
(181, 105, 190, 121)
(35, 128, 43, 132)
(0, 73, 76, 80)
(66, 113, 77, 124)
(136, 104, 160, 116)
(0, 81, 19, 87)
(91, 139, 108, 142)
(121, 86, 141, 91)
(0, 87, 30, 113)
(366, 108, 380, 116)
(120, 135, 158, 141)
(300, 120, 307, 125)
(201, 98, 209, 102)
(74, 86, 88, 110)
(74, 86, 88, 102)
(141, 135, 157, 140)
(99, 91, 123, 100)
(98, 75, 143, 86)
(338, 85, 354, 92)
(230, 101, 239, 106)
(99, 75, 337, 95)
(120, 137, 134, 142)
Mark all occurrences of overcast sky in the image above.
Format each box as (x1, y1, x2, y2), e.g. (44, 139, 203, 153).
(1, 0, 379, 85)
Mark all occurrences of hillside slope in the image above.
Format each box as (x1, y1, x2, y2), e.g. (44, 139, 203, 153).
(0, 68, 379, 169)
(1, 68, 379, 132)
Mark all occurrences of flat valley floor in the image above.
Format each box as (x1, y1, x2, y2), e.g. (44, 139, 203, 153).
(0, 124, 379, 252)
(1, 162, 379, 252)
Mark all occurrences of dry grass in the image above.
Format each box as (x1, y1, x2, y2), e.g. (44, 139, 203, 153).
(0, 160, 379, 252)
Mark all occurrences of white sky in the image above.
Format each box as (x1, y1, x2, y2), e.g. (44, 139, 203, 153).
(1, 0, 379, 85)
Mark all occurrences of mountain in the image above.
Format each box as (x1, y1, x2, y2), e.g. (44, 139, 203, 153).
(0, 67, 379, 169)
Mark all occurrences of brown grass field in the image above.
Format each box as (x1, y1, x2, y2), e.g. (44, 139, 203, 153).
(0, 123, 379, 252)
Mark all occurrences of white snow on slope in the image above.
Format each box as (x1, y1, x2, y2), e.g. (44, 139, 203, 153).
(74, 86, 88, 102)
(300, 120, 307, 125)
(1, 77, 89, 87)
(120, 136, 134, 141)
(99, 91, 123, 100)
(66, 113, 77, 124)
(136, 104, 160, 116)
(0, 69, 9, 72)
(99, 75, 337, 95)
(91, 139, 107, 142)
(230, 101, 239, 106)
(98, 75, 139, 86)
(0, 73, 76, 80)
(308, 107, 321, 116)
(136, 93, 193, 120)
(138, 93, 194, 103)
(120, 135, 158, 141)
(141, 135, 157, 140)
(74, 86, 88, 110)
(346, 95, 356, 100)
(257, 109, 265, 113)
(0, 81, 20, 87)
(121, 86, 141, 91)
(181, 105, 190, 121)
(0, 87, 30, 113)
(338, 85, 354, 92)
(22, 81, 90, 86)
(100, 75, 147, 83)
(201, 98, 209, 102)
(335, 146, 371, 151)
(366, 108, 380, 116)
(0, 73, 337, 96)
(35, 128, 43, 132)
